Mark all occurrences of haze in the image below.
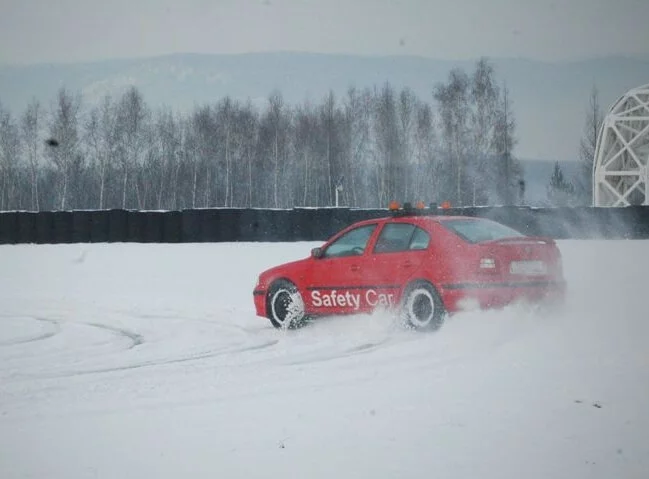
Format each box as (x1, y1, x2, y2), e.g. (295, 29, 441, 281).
(1, 0, 648, 65)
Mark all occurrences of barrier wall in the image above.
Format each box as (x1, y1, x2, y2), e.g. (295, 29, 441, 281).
(1, 206, 649, 245)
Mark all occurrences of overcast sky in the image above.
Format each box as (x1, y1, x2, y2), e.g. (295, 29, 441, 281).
(1, 0, 648, 65)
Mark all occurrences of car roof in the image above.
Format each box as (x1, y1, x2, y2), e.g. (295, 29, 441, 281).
(351, 214, 481, 228)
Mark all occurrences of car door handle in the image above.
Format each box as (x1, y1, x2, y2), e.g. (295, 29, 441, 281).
(350, 264, 361, 272)
(401, 261, 414, 268)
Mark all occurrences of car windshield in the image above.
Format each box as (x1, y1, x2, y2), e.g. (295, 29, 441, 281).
(441, 218, 524, 243)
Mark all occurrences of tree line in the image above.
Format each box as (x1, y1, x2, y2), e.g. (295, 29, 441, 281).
(0, 58, 527, 212)
(545, 86, 604, 207)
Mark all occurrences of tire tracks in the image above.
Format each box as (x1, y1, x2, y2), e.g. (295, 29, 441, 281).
(0, 316, 61, 346)
(50, 338, 280, 377)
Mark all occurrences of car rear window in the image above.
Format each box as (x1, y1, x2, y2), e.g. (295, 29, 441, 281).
(440, 218, 524, 243)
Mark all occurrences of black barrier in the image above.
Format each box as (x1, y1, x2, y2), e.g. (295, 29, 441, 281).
(218, 209, 243, 242)
(51, 211, 73, 243)
(143, 212, 164, 243)
(239, 209, 265, 241)
(163, 211, 182, 243)
(0, 213, 18, 244)
(201, 209, 222, 242)
(15, 212, 36, 243)
(181, 209, 202, 243)
(106, 209, 127, 242)
(4, 206, 649, 245)
(71, 211, 91, 243)
(33, 211, 54, 244)
(292, 208, 318, 241)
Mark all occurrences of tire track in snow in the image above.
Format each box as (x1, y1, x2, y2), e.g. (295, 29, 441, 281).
(81, 322, 144, 349)
(48, 338, 280, 377)
(0, 316, 61, 346)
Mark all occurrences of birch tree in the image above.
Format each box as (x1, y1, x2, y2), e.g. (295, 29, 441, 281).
(578, 86, 604, 204)
(233, 102, 258, 207)
(434, 69, 470, 206)
(0, 104, 21, 210)
(413, 101, 439, 203)
(491, 83, 521, 205)
(115, 86, 149, 208)
(85, 95, 116, 209)
(342, 87, 372, 207)
(21, 99, 41, 210)
(373, 82, 400, 206)
(398, 87, 417, 201)
(469, 58, 499, 205)
(46, 88, 81, 210)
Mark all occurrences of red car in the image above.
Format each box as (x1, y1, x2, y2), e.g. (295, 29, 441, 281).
(253, 207, 566, 330)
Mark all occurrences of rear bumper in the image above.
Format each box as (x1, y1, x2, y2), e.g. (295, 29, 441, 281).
(440, 280, 566, 312)
(253, 289, 267, 317)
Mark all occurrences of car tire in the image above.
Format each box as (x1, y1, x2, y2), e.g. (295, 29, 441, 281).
(400, 281, 445, 331)
(267, 280, 307, 329)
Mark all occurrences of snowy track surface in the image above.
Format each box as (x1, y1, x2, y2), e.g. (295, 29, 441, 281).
(1, 241, 648, 478)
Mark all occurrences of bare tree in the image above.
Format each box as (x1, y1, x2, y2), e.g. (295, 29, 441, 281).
(342, 87, 372, 207)
(0, 104, 21, 210)
(293, 102, 317, 205)
(85, 95, 116, 209)
(215, 97, 235, 207)
(434, 69, 471, 206)
(187, 105, 217, 208)
(115, 86, 149, 209)
(373, 82, 400, 206)
(21, 99, 41, 210)
(413, 101, 439, 203)
(491, 83, 520, 204)
(259, 91, 291, 208)
(579, 85, 604, 205)
(233, 101, 258, 207)
(398, 87, 417, 201)
(46, 88, 81, 210)
(319, 90, 344, 206)
(469, 58, 499, 205)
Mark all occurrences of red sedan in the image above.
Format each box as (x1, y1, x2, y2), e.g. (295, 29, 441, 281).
(253, 208, 566, 330)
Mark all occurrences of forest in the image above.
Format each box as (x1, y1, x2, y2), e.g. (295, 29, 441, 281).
(1, 58, 580, 213)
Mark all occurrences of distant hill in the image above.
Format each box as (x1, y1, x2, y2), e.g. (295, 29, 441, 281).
(1, 52, 648, 163)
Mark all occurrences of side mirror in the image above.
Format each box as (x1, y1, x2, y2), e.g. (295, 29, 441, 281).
(311, 247, 324, 259)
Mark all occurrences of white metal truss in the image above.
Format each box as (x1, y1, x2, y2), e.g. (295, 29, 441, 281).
(593, 83, 649, 206)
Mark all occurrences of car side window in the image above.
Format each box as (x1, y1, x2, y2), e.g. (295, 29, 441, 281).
(374, 223, 414, 253)
(409, 227, 430, 250)
(323, 224, 377, 258)
(374, 223, 430, 254)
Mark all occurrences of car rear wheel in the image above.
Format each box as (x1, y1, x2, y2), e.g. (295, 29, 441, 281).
(267, 280, 306, 329)
(400, 281, 445, 331)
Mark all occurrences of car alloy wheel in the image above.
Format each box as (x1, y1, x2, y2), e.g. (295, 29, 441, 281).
(267, 280, 306, 329)
(401, 281, 445, 331)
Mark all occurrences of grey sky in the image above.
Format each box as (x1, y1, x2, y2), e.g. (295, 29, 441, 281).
(1, 0, 648, 65)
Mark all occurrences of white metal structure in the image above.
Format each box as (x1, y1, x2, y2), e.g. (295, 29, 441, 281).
(594, 84, 649, 206)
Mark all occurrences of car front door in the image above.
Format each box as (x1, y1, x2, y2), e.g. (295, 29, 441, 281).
(305, 223, 378, 315)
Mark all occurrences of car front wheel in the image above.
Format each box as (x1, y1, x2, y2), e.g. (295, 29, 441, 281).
(400, 281, 445, 331)
(267, 280, 306, 329)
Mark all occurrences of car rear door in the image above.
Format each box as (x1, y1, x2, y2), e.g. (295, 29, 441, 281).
(360, 221, 432, 307)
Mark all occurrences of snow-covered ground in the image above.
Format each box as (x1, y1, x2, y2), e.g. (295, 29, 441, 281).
(1, 240, 648, 479)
